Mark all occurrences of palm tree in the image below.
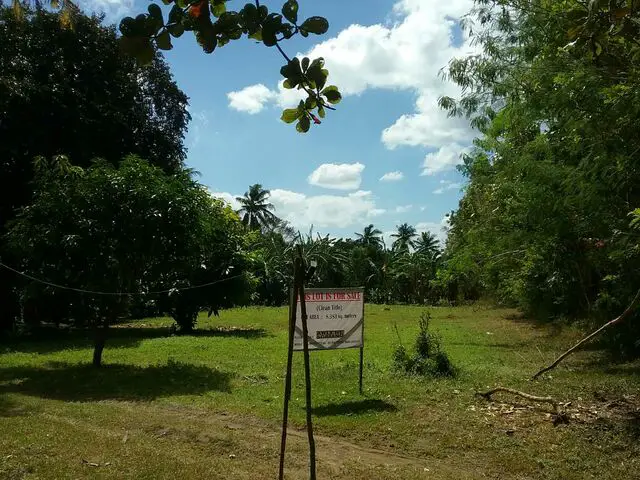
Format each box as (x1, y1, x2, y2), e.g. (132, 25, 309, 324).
(236, 184, 278, 230)
(414, 231, 440, 258)
(354, 224, 383, 248)
(391, 223, 417, 253)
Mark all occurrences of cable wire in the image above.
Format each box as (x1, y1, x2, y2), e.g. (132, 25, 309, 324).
(0, 262, 245, 296)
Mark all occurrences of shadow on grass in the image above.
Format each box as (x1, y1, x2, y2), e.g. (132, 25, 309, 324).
(185, 327, 269, 339)
(311, 399, 397, 417)
(627, 412, 640, 439)
(0, 326, 171, 355)
(448, 341, 531, 350)
(0, 394, 28, 417)
(504, 312, 566, 336)
(0, 361, 232, 401)
(0, 325, 268, 355)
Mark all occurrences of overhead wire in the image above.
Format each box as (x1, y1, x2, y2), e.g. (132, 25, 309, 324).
(0, 261, 245, 296)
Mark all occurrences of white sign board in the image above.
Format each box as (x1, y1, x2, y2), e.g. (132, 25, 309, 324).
(293, 288, 364, 351)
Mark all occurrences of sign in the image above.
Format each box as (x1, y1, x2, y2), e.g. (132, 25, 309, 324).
(293, 287, 364, 351)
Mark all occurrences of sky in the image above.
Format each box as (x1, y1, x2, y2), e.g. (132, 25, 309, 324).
(85, 0, 478, 246)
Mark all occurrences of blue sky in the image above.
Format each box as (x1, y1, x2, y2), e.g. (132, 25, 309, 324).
(89, 0, 478, 245)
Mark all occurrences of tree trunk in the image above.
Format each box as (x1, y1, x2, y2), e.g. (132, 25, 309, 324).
(92, 319, 109, 367)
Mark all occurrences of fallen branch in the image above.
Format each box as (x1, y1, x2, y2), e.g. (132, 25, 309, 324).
(532, 287, 640, 380)
(476, 386, 559, 413)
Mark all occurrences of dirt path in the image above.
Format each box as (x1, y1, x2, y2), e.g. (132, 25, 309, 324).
(27, 400, 487, 479)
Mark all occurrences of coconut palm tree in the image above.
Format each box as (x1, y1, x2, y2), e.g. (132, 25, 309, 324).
(414, 231, 440, 258)
(391, 223, 417, 253)
(235, 184, 278, 230)
(354, 224, 383, 248)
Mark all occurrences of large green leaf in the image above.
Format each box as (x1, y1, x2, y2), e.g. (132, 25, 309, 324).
(119, 17, 137, 36)
(148, 3, 163, 20)
(156, 30, 172, 50)
(296, 115, 310, 133)
(281, 108, 300, 124)
(196, 27, 217, 53)
(119, 36, 155, 65)
(211, 0, 226, 17)
(262, 13, 283, 47)
(168, 22, 185, 37)
(307, 64, 328, 90)
(168, 4, 184, 24)
(300, 16, 329, 35)
(322, 85, 341, 104)
(282, 0, 298, 24)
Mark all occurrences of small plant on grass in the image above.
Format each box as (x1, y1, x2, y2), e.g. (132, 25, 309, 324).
(393, 311, 456, 377)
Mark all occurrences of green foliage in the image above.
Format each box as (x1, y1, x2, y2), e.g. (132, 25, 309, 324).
(235, 184, 278, 231)
(119, 1, 341, 131)
(439, 0, 640, 355)
(0, 6, 190, 332)
(392, 311, 456, 377)
(391, 223, 417, 253)
(6, 157, 253, 359)
(245, 217, 445, 307)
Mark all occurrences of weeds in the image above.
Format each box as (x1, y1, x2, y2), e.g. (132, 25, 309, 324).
(393, 311, 456, 377)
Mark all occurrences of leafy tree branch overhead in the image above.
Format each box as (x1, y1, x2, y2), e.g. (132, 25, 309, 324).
(119, 0, 342, 132)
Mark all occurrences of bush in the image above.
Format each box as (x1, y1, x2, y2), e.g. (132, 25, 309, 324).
(392, 311, 456, 377)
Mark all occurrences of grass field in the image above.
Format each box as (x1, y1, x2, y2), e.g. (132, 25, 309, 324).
(1, 305, 639, 479)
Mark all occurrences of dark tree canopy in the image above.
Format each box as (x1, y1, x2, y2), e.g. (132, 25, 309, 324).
(0, 6, 190, 331)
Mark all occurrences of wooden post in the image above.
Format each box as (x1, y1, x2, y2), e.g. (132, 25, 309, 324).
(297, 250, 317, 480)
(278, 282, 298, 480)
(358, 346, 364, 395)
(358, 293, 365, 395)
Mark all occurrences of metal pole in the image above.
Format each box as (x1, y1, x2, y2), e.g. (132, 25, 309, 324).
(297, 250, 316, 480)
(278, 283, 298, 480)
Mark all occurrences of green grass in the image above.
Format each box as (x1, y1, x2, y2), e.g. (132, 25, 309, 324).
(1, 305, 639, 479)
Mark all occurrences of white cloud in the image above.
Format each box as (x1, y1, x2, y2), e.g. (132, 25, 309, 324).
(227, 84, 275, 114)
(209, 191, 241, 211)
(270, 189, 383, 229)
(81, 0, 134, 22)
(416, 216, 450, 244)
(394, 204, 412, 213)
(226, 0, 478, 166)
(382, 215, 449, 247)
(420, 205, 427, 211)
(381, 105, 474, 150)
(380, 171, 404, 182)
(186, 109, 210, 148)
(421, 143, 470, 176)
(433, 179, 462, 194)
(307, 163, 365, 191)
(212, 188, 384, 230)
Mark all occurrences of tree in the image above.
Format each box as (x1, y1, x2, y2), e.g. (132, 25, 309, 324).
(355, 224, 383, 249)
(236, 184, 279, 231)
(0, 7, 190, 331)
(7, 156, 251, 366)
(116, 0, 341, 133)
(439, 0, 640, 354)
(414, 232, 440, 259)
(391, 223, 417, 253)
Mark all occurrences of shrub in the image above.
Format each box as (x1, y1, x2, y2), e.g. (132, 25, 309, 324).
(392, 311, 456, 377)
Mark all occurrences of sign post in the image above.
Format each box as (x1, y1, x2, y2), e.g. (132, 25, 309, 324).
(293, 287, 365, 391)
(279, 281, 365, 480)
